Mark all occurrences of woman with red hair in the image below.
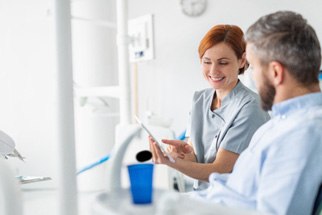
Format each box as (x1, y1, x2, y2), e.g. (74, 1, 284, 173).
(150, 25, 269, 191)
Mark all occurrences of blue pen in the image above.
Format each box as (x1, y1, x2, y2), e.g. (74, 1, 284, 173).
(76, 155, 110, 175)
(177, 130, 186, 141)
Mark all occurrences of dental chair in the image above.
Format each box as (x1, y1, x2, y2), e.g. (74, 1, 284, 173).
(313, 184, 322, 215)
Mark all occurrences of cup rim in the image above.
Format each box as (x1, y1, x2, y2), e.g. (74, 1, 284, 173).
(127, 162, 154, 169)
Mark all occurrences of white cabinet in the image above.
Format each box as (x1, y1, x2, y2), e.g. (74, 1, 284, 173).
(71, 0, 121, 192)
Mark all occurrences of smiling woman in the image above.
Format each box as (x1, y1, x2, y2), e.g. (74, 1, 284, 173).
(201, 42, 245, 99)
(149, 25, 270, 191)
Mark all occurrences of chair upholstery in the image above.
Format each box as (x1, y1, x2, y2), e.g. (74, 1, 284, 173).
(313, 184, 322, 215)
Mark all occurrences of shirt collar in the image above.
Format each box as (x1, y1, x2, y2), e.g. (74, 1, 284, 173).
(271, 92, 322, 117)
(220, 80, 244, 106)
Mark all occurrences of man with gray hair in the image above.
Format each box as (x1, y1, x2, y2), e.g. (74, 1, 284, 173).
(173, 11, 322, 215)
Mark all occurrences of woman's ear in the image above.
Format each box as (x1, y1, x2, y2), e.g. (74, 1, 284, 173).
(240, 52, 247, 68)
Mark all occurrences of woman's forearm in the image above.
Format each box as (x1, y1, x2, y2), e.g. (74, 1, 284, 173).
(169, 149, 239, 181)
(168, 159, 220, 182)
(182, 151, 197, 162)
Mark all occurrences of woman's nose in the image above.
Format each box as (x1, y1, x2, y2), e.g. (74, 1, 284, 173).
(209, 64, 219, 74)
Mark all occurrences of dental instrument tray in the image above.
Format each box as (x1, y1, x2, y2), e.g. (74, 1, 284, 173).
(16, 176, 52, 184)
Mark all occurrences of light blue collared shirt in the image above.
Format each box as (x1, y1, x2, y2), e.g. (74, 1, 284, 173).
(192, 92, 322, 215)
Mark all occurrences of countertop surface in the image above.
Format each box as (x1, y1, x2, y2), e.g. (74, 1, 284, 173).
(22, 188, 102, 215)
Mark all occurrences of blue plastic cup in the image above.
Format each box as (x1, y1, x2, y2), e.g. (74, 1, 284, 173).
(127, 163, 154, 204)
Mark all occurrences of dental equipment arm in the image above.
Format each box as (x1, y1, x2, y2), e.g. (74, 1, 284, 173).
(0, 130, 15, 155)
(0, 130, 24, 162)
(106, 125, 141, 192)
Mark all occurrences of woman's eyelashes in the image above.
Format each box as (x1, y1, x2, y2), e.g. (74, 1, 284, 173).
(202, 59, 211, 65)
(202, 58, 229, 66)
(218, 61, 228, 65)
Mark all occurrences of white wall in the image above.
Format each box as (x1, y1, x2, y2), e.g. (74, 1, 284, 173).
(0, 0, 58, 188)
(128, 0, 322, 134)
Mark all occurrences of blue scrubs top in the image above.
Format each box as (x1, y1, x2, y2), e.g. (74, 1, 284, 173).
(186, 81, 270, 189)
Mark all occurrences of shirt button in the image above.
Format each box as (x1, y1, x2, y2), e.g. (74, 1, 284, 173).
(212, 114, 215, 118)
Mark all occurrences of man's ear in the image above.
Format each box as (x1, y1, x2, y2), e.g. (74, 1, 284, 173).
(269, 61, 284, 86)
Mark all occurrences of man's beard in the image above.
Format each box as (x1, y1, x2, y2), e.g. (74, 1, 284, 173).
(259, 75, 276, 111)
